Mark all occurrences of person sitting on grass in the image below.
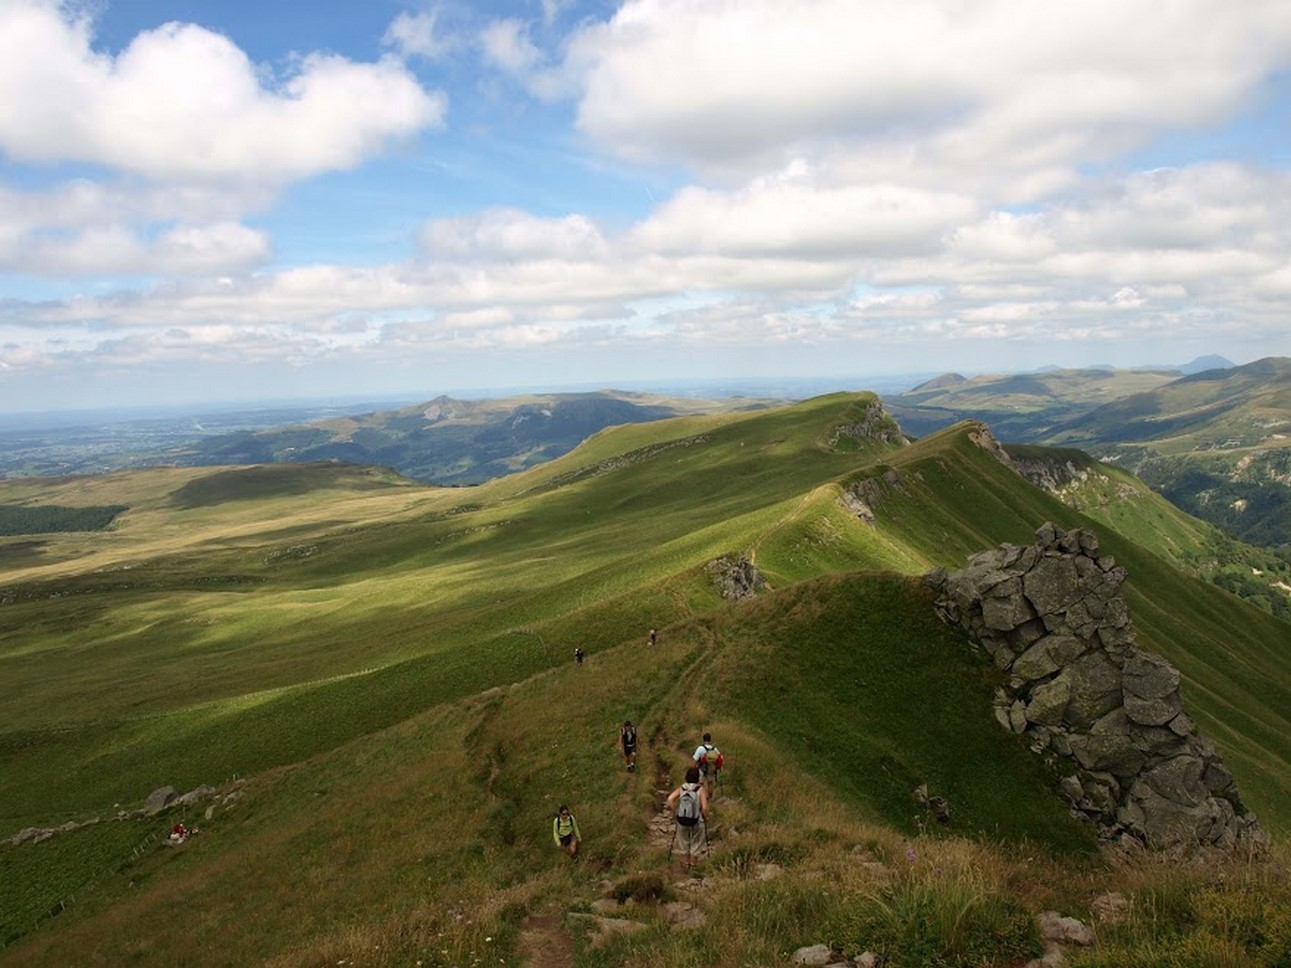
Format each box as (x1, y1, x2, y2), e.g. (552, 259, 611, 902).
(552, 804, 581, 858)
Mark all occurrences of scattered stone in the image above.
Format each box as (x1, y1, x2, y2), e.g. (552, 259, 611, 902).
(1037, 911, 1095, 946)
(663, 901, 706, 929)
(855, 954, 879, 968)
(791, 943, 835, 966)
(1023, 942, 1067, 968)
(143, 786, 178, 815)
(927, 523, 1264, 850)
(568, 914, 648, 949)
(590, 898, 622, 914)
(754, 862, 783, 880)
(1090, 891, 1130, 925)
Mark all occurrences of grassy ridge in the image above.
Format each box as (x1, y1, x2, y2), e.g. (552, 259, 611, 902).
(3, 393, 1291, 963)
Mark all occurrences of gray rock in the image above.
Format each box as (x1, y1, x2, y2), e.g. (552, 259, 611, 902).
(1013, 634, 1085, 680)
(1143, 756, 1208, 808)
(1124, 691, 1182, 727)
(1037, 910, 1095, 946)
(1023, 556, 1082, 615)
(1026, 678, 1071, 726)
(143, 786, 177, 814)
(928, 521, 1263, 851)
(1059, 652, 1123, 729)
(1122, 651, 1180, 700)
(791, 944, 834, 966)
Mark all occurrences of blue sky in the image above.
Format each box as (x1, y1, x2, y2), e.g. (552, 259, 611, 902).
(2, 0, 1291, 411)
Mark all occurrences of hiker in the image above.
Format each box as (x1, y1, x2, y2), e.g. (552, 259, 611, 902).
(574, 647, 585, 666)
(665, 766, 709, 868)
(620, 719, 638, 772)
(552, 804, 581, 857)
(692, 733, 723, 800)
(648, 628, 657, 647)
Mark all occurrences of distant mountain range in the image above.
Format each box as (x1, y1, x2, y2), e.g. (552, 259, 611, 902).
(181, 391, 781, 485)
(892, 357, 1291, 553)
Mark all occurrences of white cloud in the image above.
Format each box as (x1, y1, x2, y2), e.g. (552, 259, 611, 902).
(0, 0, 446, 181)
(480, 18, 542, 76)
(631, 166, 976, 258)
(563, 0, 1291, 183)
(383, 10, 449, 60)
(421, 209, 608, 260)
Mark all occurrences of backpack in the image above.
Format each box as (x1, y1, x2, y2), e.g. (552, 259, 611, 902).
(699, 743, 722, 775)
(676, 784, 701, 827)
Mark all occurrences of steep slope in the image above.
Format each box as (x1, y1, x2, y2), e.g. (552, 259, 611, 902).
(3, 395, 1290, 964)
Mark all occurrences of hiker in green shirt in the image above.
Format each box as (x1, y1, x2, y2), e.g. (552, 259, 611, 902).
(553, 804, 581, 857)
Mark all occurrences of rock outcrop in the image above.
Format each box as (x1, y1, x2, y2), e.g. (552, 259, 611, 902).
(925, 523, 1265, 850)
(705, 555, 766, 600)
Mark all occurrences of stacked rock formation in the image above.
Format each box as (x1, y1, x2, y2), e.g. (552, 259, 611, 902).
(925, 523, 1264, 850)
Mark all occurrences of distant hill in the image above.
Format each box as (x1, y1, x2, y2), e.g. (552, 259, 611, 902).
(888, 366, 1183, 439)
(1178, 354, 1236, 374)
(1041, 357, 1291, 551)
(179, 390, 780, 484)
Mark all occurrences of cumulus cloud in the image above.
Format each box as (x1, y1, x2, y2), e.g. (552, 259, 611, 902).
(0, 0, 446, 181)
(383, 9, 450, 60)
(563, 0, 1291, 181)
(480, 18, 543, 77)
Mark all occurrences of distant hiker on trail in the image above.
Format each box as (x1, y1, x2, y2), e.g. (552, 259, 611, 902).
(692, 733, 723, 799)
(620, 720, 638, 772)
(574, 647, 585, 666)
(648, 628, 657, 647)
(665, 766, 709, 868)
(552, 805, 581, 858)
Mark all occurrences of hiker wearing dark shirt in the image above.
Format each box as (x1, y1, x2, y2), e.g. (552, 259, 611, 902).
(620, 719, 638, 772)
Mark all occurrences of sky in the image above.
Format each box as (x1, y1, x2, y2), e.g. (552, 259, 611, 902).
(2, 0, 1291, 412)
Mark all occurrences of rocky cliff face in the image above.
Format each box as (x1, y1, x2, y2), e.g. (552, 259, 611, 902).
(925, 523, 1265, 851)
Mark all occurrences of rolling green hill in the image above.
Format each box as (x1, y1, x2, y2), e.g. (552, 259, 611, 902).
(180, 390, 781, 485)
(1040, 358, 1291, 553)
(2, 394, 1289, 966)
(888, 366, 1184, 439)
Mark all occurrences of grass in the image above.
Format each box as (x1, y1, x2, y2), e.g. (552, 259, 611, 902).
(1, 393, 1290, 964)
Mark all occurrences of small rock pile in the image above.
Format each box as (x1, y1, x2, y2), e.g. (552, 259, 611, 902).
(925, 523, 1265, 850)
(705, 555, 766, 600)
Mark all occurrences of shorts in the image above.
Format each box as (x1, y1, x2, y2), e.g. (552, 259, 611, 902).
(623, 745, 637, 759)
(675, 821, 705, 857)
(559, 833, 575, 847)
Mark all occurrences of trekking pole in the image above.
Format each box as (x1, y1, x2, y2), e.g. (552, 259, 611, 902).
(702, 815, 711, 860)
(668, 816, 678, 862)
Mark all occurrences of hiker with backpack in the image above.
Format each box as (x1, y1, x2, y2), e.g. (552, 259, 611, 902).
(620, 720, 638, 772)
(692, 733, 723, 800)
(552, 804, 581, 858)
(665, 766, 709, 867)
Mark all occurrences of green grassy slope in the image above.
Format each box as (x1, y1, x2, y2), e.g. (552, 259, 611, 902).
(2, 572, 1093, 965)
(3, 395, 1290, 963)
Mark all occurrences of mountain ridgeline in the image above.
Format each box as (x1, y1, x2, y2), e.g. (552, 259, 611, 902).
(1, 393, 1289, 966)
(181, 390, 780, 485)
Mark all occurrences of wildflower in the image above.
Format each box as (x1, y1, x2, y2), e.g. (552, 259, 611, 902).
(905, 848, 917, 861)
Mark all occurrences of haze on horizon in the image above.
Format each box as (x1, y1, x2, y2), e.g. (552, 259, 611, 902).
(1, 0, 1290, 413)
